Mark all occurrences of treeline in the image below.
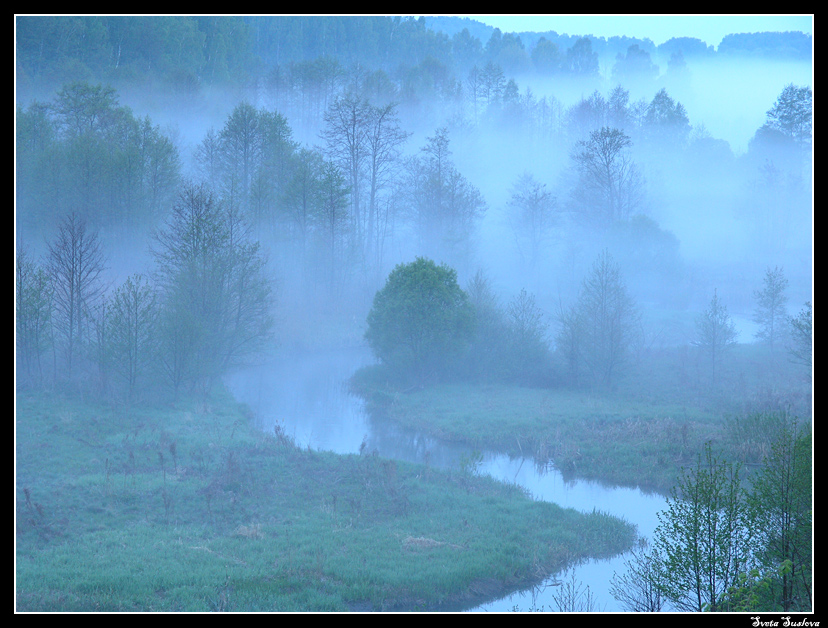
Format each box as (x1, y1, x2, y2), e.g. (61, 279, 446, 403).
(16, 186, 274, 402)
(16, 16, 812, 99)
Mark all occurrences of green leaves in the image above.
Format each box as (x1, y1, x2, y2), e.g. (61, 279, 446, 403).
(365, 258, 473, 384)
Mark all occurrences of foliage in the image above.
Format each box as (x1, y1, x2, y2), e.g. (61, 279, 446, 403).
(16, 84, 180, 234)
(746, 417, 812, 611)
(506, 172, 557, 275)
(652, 442, 756, 611)
(402, 128, 486, 266)
(105, 275, 159, 400)
(364, 258, 474, 384)
(152, 183, 274, 395)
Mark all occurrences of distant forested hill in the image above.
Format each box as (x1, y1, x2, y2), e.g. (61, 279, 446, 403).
(16, 15, 812, 100)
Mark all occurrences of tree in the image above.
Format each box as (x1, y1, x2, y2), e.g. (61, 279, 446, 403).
(570, 127, 644, 229)
(572, 249, 640, 388)
(763, 83, 813, 149)
(404, 128, 486, 266)
(321, 94, 371, 259)
(643, 88, 691, 146)
(752, 266, 789, 356)
(609, 540, 666, 612)
(611, 44, 659, 86)
(652, 443, 756, 612)
(46, 212, 107, 376)
(364, 102, 409, 272)
(152, 182, 274, 394)
(364, 257, 474, 384)
(531, 37, 562, 75)
(564, 37, 599, 76)
(314, 159, 351, 293)
(505, 288, 551, 385)
(106, 274, 158, 400)
(787, 302, 812, 378)
(506, 172, 556, 277)
(747, 417, 812, 611)
(692, 289, 738, 386)
(16, 246, 53, 387)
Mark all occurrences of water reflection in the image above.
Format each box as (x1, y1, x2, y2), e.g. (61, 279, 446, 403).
(225, 347, 669, 612)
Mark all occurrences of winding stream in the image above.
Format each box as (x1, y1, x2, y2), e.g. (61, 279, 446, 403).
(225, 346, 670, 612)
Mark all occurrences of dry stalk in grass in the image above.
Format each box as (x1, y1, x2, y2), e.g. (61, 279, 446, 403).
(234, 523, 262, 539)
(401, 536, 464, 551)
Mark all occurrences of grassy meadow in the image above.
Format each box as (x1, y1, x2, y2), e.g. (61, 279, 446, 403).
(351, 342, 811, 494)
(15, 387, 635, 612)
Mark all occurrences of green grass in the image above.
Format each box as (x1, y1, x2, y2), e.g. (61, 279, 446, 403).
(16, 387, 635, 612)
(351, 342, 812, 494)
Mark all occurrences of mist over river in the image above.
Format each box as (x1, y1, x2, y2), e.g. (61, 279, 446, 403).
(226, 346, 669, 612)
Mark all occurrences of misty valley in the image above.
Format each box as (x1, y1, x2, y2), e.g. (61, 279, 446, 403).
(15, 16, 812, 613)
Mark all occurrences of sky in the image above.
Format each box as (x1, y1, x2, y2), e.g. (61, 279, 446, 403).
(447, 14, 813, 47)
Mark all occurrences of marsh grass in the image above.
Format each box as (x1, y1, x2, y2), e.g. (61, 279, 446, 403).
(351, 341, 810, 493)
(16, 387, 635, 612)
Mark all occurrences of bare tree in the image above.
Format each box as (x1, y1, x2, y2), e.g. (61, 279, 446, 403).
(570, 126, 644, 229)
(16, 246, 53, 386)
(107, 274, 158, 400)
(692, 289, 738, 386)
(152, 183, 274, 395)
(46, 212, 107, 375)
(609, 540, 666, 612)
(506, 171, 556, 277)
(575, 249, 640, 388)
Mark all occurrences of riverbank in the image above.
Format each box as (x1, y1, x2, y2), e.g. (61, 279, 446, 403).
(350, 366, 730, 494)
(16, 387, 635, 612)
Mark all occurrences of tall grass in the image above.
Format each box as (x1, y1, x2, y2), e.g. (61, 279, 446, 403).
(16, 387, 635, 612)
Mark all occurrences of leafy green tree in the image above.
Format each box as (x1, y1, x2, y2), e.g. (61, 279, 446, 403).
(644, 88, 691, 146)
(747, 417, 812, 611)
(564, 37, 599, 76)
(364, 257, 474, 384)
(692, 289, 738, 386)
(752, 266, 789, 356)
(531, 37, 562, 75)
(652, 443, 756, 611)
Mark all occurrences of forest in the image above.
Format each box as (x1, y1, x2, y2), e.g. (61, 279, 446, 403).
(15, 15, 812, 613)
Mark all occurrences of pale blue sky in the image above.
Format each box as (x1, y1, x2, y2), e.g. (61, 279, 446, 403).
(446, 14, 813, 47)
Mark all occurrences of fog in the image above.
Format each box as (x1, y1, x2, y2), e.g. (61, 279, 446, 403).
(15, 15, 813, 613)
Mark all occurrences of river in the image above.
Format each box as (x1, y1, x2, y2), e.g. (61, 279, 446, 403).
(225, 346, 670, 612)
